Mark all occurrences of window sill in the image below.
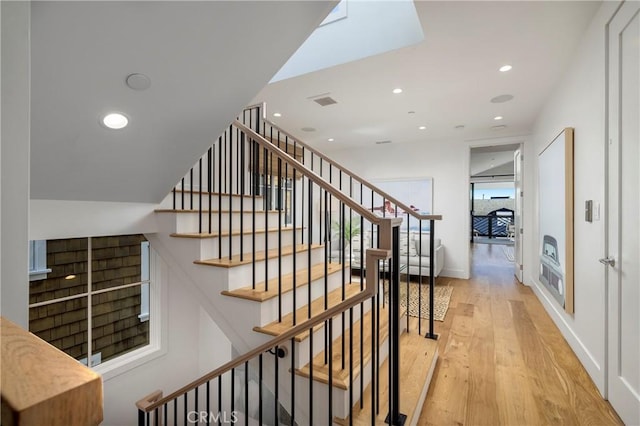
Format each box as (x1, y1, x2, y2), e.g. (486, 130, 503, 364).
(94, 343, 166, 382)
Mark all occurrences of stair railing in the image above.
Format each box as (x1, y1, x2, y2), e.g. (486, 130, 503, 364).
(245, 103, 442, 339)
(141, 111, 407, 423)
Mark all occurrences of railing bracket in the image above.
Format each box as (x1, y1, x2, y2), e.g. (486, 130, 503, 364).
(267, 346, 288, 358)
(385, 412, 407, 426)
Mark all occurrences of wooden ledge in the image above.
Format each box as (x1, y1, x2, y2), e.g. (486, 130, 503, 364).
(1, 317, 103, 426)
(334, 332, 438, 425)
(253, 280, 361, 342)
(222, 261, 339, 301)
(295, 305, 406, 390)
(197, 243, 322, 269)
(170, 225, 301, 239)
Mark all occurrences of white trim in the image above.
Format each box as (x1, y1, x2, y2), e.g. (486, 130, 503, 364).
(529, 273, 605, 394)
(95, 246, 166, 381)
(28, 240, 51, 281)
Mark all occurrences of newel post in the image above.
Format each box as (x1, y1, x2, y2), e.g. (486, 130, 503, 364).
(380, 218, 406, 426)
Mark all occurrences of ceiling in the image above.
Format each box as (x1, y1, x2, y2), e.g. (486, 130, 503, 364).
(29, 1, 336, 203)
(253, 1, 601, 152)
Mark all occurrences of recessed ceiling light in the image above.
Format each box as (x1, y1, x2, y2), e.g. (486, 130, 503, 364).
(494, 116, 503, 121)
(418, 126, 426, 130)
(392, 88, 403, 94)
(102, 113, 128, 129)
(273, 112, 282, 117)
(65, 274, 76, 280)
(328, 138, 334, 142)
(499, 65, 512, 72)
(301, 127, 316, 132)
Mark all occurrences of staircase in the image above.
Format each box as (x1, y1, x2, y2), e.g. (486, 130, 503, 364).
(137, 105, 441, 425)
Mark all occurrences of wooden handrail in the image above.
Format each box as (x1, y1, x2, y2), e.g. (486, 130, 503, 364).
(137, 219, 400, 412)
(260, 117, 442, 222)
(234, 121, 389, 224)
(1, 317, 103, 426)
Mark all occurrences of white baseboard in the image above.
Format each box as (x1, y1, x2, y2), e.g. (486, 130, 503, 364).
(441, 268, 468, 279)
(528, 275, 605, 395)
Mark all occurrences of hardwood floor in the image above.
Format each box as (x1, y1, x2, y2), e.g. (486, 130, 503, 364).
(415, 243, 622, 426)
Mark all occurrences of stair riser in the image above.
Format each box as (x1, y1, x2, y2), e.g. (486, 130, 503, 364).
(197, 229, 306, 260)
(262, 328, 394, 424)
(291, 297, 370, 369)
(173, 211, 283, 234)
(225, 248, 327, 291)
(160, 192, 265, 211)
(256, 268, 356, 328)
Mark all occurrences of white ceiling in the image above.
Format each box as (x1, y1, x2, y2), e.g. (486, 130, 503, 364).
(253, 1, 601, 151)
(29, 1, 336, 203)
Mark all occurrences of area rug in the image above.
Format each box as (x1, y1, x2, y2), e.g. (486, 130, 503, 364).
(385, 282, 453, 322)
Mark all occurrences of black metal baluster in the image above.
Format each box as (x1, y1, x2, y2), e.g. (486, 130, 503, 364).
(274, 345, 279, 425)
(208, 147, 212, 234)
(217, 377, 222, 426)
(426, 219, 437, 340)
(218, 136, 223, 260)
(228, 127, 233, 260)
(341, 201, 346, 370)
(290, 338, 295, 424)
(240, 133, 245, 262)
(371, 292, 377, 424)
(173, 398, 177, 426)
(190, 169, 193, 210)
(252, 139, 257, 290)
(206, 381, 210, 426)
(195, 386, 199, 422)
(324, 190, 329, 365)
(184, 393, 188, 426)
(308, 181, 313, 319)
(328, 318, 334, 425)
(309, 325, 314, 423)
(172, 187, 176, 210)
(291, 139, 297, 326)
(199, 158, 202, 233)
(349, 306, 354, 426)
(259, 354, 263, 426)
(418, 224, 422, 335)
(231, 368, 235, 422)
(181, 178, 185, 210)
(244, 361, 249, 426)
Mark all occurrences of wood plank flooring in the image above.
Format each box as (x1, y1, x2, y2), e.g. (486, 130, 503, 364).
(416, 243, 622, 426)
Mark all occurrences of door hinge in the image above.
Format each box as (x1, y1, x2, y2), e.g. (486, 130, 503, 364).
(520, 191, 524, 197)
(520, 264, 523, 271)
(520, 228, 523, 234)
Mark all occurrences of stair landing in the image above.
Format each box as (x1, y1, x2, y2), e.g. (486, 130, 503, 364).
(335, 332, 438, 426)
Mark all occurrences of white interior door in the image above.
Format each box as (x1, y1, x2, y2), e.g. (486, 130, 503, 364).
(514, 148, 523, 282)
(606, 2, 640, 424)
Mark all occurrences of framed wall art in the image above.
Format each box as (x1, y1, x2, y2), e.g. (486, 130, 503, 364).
(538, 128, 574, 313)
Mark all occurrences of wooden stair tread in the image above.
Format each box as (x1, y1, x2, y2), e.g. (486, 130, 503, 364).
(221, 260, 340, 300)
(155, 209, 279, 214)
(173, 189, 262, 199)
(334, 333, 438, 426)
(253, 279, 361, 342)
(196, 243, 322, 269)
(295, 304, 406, 390)
(170, 225, 301, 239)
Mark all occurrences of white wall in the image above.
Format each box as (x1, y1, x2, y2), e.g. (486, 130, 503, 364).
(525, 1, 622, 394)
(100, 246, 231, 426)
(324, 136, 523, 279)
(30, 199, 158, 240)
(1, 1, 30, 327)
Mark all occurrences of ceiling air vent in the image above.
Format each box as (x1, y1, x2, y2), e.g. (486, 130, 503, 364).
(313, 96, 337, 106)
(375, 140, 392, 145)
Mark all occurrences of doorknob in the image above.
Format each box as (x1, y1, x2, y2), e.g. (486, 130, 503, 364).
(599, 257, 615, 267)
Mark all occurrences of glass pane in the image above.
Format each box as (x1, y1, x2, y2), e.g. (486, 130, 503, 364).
(92, 285, 149, 364)
(29, 297, 88, 362)
(92, 234, 148, 291)
(29, 238, 88, 304)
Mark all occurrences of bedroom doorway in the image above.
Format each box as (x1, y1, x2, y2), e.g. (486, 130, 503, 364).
(469, 143, 523, 280)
